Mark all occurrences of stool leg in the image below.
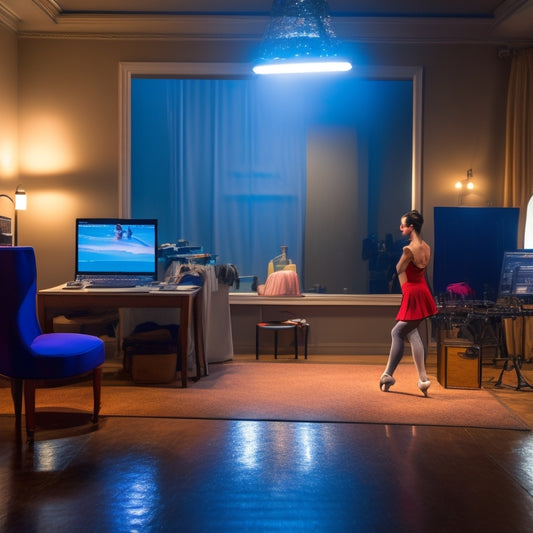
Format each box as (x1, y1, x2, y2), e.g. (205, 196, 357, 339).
(256, 326, 259, 360)
(294, 326, 298, 359)
(304, 325, 309, 359)
(274, 331, 278, 359)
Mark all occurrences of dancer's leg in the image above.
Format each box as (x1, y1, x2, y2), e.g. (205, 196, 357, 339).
(405, 325, 428, 381)
(384, 320, 420, 377)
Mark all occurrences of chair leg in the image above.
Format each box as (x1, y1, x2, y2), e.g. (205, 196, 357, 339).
(294, 326, 298, 359)
(23, 380, 36, 443)
(10, 379, 23, 430)
(92, 366, 102, 424)
(256, 325, 260, 360)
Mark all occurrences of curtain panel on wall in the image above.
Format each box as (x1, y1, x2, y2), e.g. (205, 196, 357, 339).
(131, 78, 307, 283)
(504, 48, 533, 247)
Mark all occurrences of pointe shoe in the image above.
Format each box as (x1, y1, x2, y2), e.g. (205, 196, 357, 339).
(379, 373, 395, 392)
(417, 379, 431, 397)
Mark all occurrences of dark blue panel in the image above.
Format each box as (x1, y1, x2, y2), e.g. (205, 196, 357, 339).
(433, 207, 519, 300)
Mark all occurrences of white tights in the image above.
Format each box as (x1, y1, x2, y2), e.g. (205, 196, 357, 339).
(383, 320, 428, 382)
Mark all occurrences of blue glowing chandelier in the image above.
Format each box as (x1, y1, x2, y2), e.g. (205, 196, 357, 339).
(253, 0, 352, 75)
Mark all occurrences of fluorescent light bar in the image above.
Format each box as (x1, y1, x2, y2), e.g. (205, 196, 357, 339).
(253, 61, 352, 75)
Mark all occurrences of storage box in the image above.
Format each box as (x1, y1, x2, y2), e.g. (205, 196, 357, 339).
(437, 339, 481, 389)
(100, 334, 119, 359)
(122, 323, 179, 384)
(130, 353, 177, 384)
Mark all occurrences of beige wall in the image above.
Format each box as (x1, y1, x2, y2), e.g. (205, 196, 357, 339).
(0, 24, 18, 193)
(3, 35, 509, 288)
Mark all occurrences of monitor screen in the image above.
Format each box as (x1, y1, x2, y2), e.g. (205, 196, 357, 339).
(75, 218, 158, 278)
(498, 250, 533, 297)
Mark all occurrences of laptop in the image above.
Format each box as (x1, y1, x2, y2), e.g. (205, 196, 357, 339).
(75, 218, 158, 288)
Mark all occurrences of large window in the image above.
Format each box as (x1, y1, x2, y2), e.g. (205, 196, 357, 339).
(120, 63, 422, 294)
(525, 196, 533, 248)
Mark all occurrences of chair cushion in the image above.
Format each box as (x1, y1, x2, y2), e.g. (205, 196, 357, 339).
(29, 333, 105, 379)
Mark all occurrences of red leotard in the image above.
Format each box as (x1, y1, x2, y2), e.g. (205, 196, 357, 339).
(396, 262, 437, 321)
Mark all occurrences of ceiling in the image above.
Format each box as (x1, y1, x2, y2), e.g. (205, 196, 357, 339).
(1, 0, 533, 44)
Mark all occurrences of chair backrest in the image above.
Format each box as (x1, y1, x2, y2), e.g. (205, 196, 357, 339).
(0, 247, 43, 377)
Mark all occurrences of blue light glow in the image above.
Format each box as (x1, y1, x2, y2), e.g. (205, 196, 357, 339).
(253, 60, 352, 75)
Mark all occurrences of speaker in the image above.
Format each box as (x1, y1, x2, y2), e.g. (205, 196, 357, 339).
(437, 340, 481, 389)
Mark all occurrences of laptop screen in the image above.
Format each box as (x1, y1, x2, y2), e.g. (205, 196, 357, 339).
(498, 250, 533, 298)
(75, 218, 158, 280)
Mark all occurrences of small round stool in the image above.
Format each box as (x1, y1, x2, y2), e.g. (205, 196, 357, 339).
(256, 321, 309, 360)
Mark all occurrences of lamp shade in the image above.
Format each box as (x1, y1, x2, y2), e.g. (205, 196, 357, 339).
(15, 186, 27, 210)
(253, 0, 352, 75)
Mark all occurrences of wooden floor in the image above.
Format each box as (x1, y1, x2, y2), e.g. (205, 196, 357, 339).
(1, 356, 532, 532)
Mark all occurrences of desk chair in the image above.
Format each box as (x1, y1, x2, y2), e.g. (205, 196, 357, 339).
(0, 247, 105, 442)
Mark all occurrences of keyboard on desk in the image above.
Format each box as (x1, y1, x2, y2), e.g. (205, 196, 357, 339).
(85, 278, 141, 289)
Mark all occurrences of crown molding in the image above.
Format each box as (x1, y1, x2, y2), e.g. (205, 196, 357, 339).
(0, 2, 19, 32)
(494, 0, 531, 22)
(31, 0, 60, 22)
(4, 1, 533, 45)
(17, 31, 258, 42)
(14, 15, 533, 46)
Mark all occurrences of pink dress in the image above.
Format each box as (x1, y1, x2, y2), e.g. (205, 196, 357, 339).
(396, 262, 437, 321)
(257, 270, 301, 296)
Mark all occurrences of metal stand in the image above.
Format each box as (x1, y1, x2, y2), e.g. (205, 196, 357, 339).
(495, 357, 533, 390)
(495, 313, 533, 390)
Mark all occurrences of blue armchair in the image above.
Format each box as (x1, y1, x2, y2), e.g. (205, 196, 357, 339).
(0, 247, 105, 442)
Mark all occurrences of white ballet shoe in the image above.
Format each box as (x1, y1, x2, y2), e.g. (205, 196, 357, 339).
(379, 373, 395, 392)
(417, 379, 431, 397)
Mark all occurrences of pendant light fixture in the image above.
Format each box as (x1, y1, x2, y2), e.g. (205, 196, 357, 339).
(253, 0, 352, 75)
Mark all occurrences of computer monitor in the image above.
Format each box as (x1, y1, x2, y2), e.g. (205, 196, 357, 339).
(498, 250, 533, 298)
(75, 218, 158, 281)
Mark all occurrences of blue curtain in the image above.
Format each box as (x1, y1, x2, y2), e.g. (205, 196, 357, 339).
(132, 78, 307, 281)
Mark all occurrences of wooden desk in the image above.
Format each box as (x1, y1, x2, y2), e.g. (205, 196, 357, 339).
(37, 285, 204, 387)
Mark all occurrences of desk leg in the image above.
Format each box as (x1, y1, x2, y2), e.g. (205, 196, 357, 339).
(37, 297, 53, 332)
(179, 300, 190, 388)
(193, 292, 206, 378)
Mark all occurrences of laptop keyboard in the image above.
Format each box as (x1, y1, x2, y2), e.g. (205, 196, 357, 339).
(85, 278, 140, 288)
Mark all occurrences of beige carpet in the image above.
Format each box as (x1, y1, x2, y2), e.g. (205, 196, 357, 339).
(0, 362, 529, 430)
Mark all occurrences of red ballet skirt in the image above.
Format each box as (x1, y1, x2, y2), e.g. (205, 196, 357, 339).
(396, 262, 437, 321)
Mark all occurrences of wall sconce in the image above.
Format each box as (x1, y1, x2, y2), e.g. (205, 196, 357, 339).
(455, 169, 474, 205)
(253, 0, 352, 75)
(0, 185, 27, 245)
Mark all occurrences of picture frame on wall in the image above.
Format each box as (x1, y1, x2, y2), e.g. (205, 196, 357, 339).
(0, 215, 13, 246)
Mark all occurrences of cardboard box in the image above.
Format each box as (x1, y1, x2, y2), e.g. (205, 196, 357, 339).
(130, 353, 178, 384)
(438, 339, 481, 389)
